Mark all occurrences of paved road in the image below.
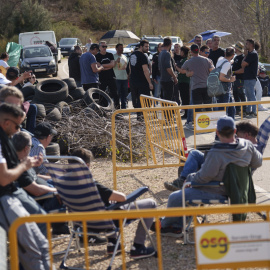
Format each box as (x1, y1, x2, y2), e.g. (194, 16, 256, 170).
(37, 58, 270, 204)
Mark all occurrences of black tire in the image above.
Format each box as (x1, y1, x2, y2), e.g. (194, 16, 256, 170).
(70, 87, 85, 100)
(32, 103, 46, 118)
(35, 79, 68, 104)
(62, 78, 77, 91)
(56, 101, 70, 114)
(25, 95, 35, 102)
(86, 88, 114, 111)
(21, 85, 36, 99)
(82, 89, 94, 105)
(88, 102, 108, 117)
(45, 107, 62, 121)
(63, 94, 74, 104)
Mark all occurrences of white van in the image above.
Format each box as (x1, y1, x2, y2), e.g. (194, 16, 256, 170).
(19, 31, 61, 63)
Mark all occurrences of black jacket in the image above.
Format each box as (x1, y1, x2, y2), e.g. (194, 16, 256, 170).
(68, 52, 81, 81)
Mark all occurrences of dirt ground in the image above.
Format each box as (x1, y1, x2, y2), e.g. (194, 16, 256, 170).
(50, 154, 267, 270)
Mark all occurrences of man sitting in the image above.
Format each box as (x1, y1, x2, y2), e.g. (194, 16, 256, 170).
(155, 116, 262, 236)
(70, 148, 157, 259)
(165, 116, 270, 191)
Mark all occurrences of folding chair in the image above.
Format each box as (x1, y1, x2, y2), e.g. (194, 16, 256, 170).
(44, 156, 156, 270)
(182, 163, 255, 244)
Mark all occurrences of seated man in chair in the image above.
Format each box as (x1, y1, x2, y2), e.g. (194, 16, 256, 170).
(70, 148, 157, 259)
(153, 116, 262, 236)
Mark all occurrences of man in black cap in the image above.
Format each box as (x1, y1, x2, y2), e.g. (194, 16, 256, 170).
(30, 122, 57, 175)
(80, 43, 104, 90)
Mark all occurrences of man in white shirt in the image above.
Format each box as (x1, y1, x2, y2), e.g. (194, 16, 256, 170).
(215, 47, 236, 118)
(113, 43, 128, 109)
(0, 52, 9, 76)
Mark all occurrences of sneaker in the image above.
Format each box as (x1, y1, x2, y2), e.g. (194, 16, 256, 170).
(160, 227, 183, 238)
(80, 235, 107, 246)
(258, 105, 268, 111)
(164, 177, 185, 191)
(184, 122, 193, 130)
(130, 245, 156, 259)
(248, 112, 257, 118)
(150, 222, 183, 238)
(107, 242, 122, 255)
(150, 219, 161, 232)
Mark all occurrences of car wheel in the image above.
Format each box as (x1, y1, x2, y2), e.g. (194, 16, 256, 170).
(35, 79, 68, 104)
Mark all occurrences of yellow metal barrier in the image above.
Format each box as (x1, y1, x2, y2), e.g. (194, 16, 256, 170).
(112, 99, 270, 189)
(9, 204, 270, 270)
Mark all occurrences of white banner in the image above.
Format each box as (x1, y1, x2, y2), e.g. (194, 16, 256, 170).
(195, 222, 270, 265)
(195, 111, 226, 131)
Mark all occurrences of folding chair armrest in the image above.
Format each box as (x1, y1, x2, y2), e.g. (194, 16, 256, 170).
(34, 191, 58, 201)
(190, 181, 224, 187)
(106, 187, 149, 211)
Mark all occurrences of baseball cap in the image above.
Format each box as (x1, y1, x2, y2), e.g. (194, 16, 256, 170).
(0, 73, 11, 85)
(6, 67, 20, 80)
(217, 116, 236, 131)
(34, 122, 57, 138)
(232, 41, 244, 53)
(191, 44, 199, 53)
(90, 43, 99, 50)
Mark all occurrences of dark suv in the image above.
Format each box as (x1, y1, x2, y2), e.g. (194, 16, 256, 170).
(19, 45, 57, 77)
(59, 38, 82, 56)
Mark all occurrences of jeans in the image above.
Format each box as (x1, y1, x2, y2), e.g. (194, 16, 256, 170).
(160, 80, 175, 101)
(244, 79, 257, 113)
(26, 104, 37, 134)
(216, 91, 235, 119)
(232, 79, 246, 112)
(116, 79, 128, 109)
(161, 188, 227, 228)
(180, 150, 205, 178)
(154, 76, 161, 98)
(186, 93, 193, 124)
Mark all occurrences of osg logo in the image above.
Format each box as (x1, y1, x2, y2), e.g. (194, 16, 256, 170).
(199, 230, 229, 260)
(197, 115, 210, 128)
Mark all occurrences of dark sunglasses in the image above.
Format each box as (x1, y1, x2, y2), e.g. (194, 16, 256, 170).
(204, 51, 210, 54)
(101, 45, 108, 48)
(28, 144, 34, 149)
(5, 118, 22, 130)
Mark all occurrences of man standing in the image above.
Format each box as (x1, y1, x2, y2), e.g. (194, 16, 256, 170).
(159, 37, 178, 101)
(181, 44, 214, 112)
(216, 47, 236, 118)
(113, 43, 128, 109)
(242, 39, 259, 117)
(68, 45, 82, 87)
(232, 41, 246, 116)
(206, 38, 212, 50)
(80, 43, 104, 90)
(209, 35, 225, 67)
(96, 41, 120, 109)
(30, 122, 57, 175)
(0, 103, 51, 269)
(129, 40, 153, 120)
(85, 38, 92, 52)
(194, 35, 203, 48)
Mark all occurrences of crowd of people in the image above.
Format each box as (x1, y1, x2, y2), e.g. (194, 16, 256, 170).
(66, 35, 270, 127)
(0, 33, 269, 269)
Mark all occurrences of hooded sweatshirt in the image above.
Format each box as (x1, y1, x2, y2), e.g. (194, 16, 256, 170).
(187, 138, 262, 195)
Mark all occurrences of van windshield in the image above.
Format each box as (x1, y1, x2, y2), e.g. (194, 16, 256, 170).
(23, 47, 52, 58)
(60, 38, 77, 46)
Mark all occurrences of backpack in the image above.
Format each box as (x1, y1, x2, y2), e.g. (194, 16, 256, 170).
(207, 60, 229, 97)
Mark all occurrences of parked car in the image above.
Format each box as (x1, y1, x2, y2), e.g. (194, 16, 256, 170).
(19, 31, 62, 63)
(141, 35, 164, 43)
(59, 38, 83, 56)
(19, 45, 57, 77)
(168, 36, 183, 47)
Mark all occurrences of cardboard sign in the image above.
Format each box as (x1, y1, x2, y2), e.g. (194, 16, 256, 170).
(195, 222, 270, 268)
(195, 111, 226, 132)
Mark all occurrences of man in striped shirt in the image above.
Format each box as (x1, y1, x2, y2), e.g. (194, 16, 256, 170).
(30, 122, 57, 175)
